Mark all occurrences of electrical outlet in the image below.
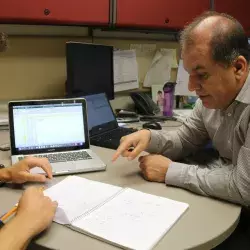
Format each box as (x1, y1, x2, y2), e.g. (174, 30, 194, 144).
(142, 44, 156, 53)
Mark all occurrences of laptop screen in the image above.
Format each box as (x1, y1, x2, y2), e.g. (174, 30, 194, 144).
(84, 93, 118, 137)
(9, 99, 89, 155)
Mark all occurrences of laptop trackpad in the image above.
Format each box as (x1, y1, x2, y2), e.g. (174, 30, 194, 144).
(52, 162, 75, 173)
(30, 162, 75, 175)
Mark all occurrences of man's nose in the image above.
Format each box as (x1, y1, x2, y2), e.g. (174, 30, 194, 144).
(188, 75, 200, 92)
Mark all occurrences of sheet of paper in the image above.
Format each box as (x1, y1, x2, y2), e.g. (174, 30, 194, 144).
(113, 50, 139, 92)
(143, 49, 172, 87)
(175, 59, 196, 96)
(44, 176, 122, 224)
(73, 188, 189, 250)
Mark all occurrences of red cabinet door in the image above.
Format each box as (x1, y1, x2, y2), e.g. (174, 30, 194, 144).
(116, 0, 210, 29)
(0, 0, 110, 26)
(214, 0, 250, 35)
(46, 0, 110, 25)
(0, 1, 47, 22)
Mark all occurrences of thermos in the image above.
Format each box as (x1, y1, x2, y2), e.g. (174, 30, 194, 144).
(163, 82, 176, 117)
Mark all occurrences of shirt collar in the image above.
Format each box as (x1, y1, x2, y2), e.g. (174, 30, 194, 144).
(235, 73, 250, 104)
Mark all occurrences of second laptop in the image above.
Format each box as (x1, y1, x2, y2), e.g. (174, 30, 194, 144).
(84, 93, 137, 150)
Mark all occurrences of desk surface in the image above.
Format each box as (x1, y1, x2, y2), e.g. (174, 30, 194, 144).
(0, 130, 241, 250)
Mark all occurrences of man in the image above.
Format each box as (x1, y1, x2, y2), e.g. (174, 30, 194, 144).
(0, 32, 57, 249)
(113, 11, 250, 249)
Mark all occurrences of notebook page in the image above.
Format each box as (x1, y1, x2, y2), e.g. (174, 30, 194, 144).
(72, 188, 189, 250)
(44, 176, 122, 224)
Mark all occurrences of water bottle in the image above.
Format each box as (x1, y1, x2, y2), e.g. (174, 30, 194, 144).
(163, 82, 176, 117)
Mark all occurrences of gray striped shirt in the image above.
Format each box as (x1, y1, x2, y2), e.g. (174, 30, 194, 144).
(147, 75, 250, 206)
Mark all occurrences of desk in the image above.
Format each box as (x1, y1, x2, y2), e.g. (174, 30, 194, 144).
(0, 130, 241, 250)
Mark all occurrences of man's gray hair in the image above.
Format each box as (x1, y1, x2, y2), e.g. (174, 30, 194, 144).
(180, 11, 250, 67)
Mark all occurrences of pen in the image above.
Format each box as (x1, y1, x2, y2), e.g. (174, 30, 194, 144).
(0, 205, 18, 222)
(0, 186, 44, 224)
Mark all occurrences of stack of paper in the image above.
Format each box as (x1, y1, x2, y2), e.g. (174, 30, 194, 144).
(113, 50, 139, 92)
(143, 49, 177, 87)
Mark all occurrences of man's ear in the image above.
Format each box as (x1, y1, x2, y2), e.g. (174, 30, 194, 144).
(233, 56, 248, 80)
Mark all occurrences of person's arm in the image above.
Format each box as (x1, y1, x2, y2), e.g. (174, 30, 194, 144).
(0, 187, 57, 250)
(166, 127, 250, 206)
(147, 99, 210, 160)
(0, 215, 33, 250)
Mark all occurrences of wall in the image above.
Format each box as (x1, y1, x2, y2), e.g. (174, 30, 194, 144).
(0, 34, 179, 110)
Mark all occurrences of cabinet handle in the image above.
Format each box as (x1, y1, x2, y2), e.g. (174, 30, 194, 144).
(165, 18, 170, 24)
(44, 9, 51, 16)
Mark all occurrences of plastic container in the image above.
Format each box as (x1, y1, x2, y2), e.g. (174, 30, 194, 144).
(163, 82, 176, 117)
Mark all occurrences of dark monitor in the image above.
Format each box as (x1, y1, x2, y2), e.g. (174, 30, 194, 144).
(66, 42, 114, 100)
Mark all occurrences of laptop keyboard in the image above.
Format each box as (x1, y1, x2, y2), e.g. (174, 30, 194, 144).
(18, 151, 92, 163)
(90, 127, 137, 150)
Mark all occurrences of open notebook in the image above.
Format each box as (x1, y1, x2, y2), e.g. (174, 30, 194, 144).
(44, 176, 189, 250)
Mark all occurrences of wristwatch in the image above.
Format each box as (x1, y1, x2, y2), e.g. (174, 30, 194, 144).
(0, 164, 6, 187)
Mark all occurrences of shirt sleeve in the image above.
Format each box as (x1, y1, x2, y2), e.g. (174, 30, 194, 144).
(166, 130, 250, 206)
(147, 99, 210, 160)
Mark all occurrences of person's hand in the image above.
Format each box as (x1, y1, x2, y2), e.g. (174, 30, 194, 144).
(16, 187, 58, 237)
(2, 157, 52, 183)
(138, 154, 172, 182)
(112, 130, 151, 162)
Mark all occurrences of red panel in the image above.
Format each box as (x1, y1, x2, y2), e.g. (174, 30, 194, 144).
(214, 0, 250, 34)
(46, 0, 109, 25)
(117, 0, 210, 29)
(0, 0, 109, 25)
(0, 1, 47, 22)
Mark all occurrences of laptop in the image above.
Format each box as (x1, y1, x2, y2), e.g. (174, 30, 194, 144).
(8, 98, 106, 176)
(83, 93, 137, 150)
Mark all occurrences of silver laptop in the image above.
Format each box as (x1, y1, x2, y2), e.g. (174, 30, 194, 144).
(8, 98, 106, 175)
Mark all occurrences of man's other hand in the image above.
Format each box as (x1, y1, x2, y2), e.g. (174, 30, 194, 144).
(138, 154, 172, 182)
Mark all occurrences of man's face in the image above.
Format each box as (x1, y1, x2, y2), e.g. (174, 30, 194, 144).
(182, 43, 241, 109)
